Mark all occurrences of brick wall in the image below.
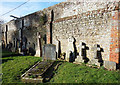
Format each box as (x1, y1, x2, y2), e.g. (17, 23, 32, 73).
(109, 3, 120, 64)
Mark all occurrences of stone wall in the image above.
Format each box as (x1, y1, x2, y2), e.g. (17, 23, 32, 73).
(1, 1, 120, 69)
(2, 12, 46, 56)
(52, 8, 112, 62)
(42, 1, 118, 20)
(2, 20, 19, 46)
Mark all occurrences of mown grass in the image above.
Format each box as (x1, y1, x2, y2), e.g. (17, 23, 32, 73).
(50, 62, 120, 83)
(1, 51, 120, 84)
(2, 56, 42, 83)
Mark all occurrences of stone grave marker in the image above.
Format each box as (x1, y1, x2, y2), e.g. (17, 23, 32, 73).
(75, 42, 85, 63)
(66, 36, 74, 61)
(88, 44, 103, 66)
(42, 44, 56, 61)
(103, 61, 116, 70)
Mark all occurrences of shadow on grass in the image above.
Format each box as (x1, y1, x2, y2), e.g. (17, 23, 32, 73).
(43, 60, 64, 83)
(2, 54, 22, 58)
(2, 59, 14, 63)
(2, 54, 22, 64)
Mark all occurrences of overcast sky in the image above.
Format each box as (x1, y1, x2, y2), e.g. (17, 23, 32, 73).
(0, 0, 66, 22)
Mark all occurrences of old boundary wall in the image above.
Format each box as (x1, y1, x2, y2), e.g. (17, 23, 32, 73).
(1, 1, 120, 70)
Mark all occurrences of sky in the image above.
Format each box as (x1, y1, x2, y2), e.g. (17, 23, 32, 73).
(0, 0, 66, 22)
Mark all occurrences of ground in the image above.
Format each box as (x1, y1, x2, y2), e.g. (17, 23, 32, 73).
(50, 62, 120, 83)
(1, 51, 42, 84)
(1, 51, 120, 84)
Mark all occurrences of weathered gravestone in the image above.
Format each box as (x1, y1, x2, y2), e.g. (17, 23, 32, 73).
(75, 42, 89, 63)
(103, 61, 116, 70)
(88, 44, 103, 66)
(42, 44, 56, 61)
(66, 36, 74, 61)
(75, 42, 85, 63)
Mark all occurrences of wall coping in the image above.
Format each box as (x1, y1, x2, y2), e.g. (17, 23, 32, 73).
(53, 4, 119, 23)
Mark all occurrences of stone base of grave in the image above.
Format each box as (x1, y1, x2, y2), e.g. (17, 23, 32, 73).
(103, 61, 116, 70)
(75, 56, 85, 63)
(22, 77, 43, 83)
(88, 59, 101, 67)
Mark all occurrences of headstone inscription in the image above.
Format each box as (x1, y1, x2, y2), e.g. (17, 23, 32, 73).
(42, 44, 56, 61)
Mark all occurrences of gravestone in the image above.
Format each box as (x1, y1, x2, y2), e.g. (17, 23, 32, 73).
(22, 36, 27, 49)
(88, 44, 103, 66)
(93, 44, 101, 59)
(2, 40, 5, 49)
(75, 42, 84, 63)
(66, 36, 74, 61)
(15, 38, 18, 52)
(103, 61, 116, 70)
(42, 44, 56, 61)
(37, 32, 42, 57)
(75, 42, 89, 63)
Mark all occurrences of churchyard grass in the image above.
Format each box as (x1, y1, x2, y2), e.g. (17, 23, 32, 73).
(50, 62, 120, 83)
(2, 55, 42, 83)
(1, 51, 120, 84)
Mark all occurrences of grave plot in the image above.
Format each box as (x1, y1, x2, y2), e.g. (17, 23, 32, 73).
(21, 60, 55, 83)
(21, 44, 58, 83)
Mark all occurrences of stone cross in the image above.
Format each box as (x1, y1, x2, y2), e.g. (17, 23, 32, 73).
(81, 42, 89, 59)
(94, 44, 101, 59)
(66, 36, 74, 61)
(37, 32, 42, 57)
(78, 42, 82, 57)
(55, 36, 59, 58)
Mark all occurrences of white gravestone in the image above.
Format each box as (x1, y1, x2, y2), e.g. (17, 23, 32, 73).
(66, 36, 74, 61)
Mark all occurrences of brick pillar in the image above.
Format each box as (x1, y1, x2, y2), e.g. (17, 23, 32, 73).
(109, 10, 119, 64)
(46, 22, 50, 44)
(46, 10, 54, 44)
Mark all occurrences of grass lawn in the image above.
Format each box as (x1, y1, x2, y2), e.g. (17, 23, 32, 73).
(1, 51, 120, 84)
(2, 55, 42, 84)
(50, 62, 120, 83)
